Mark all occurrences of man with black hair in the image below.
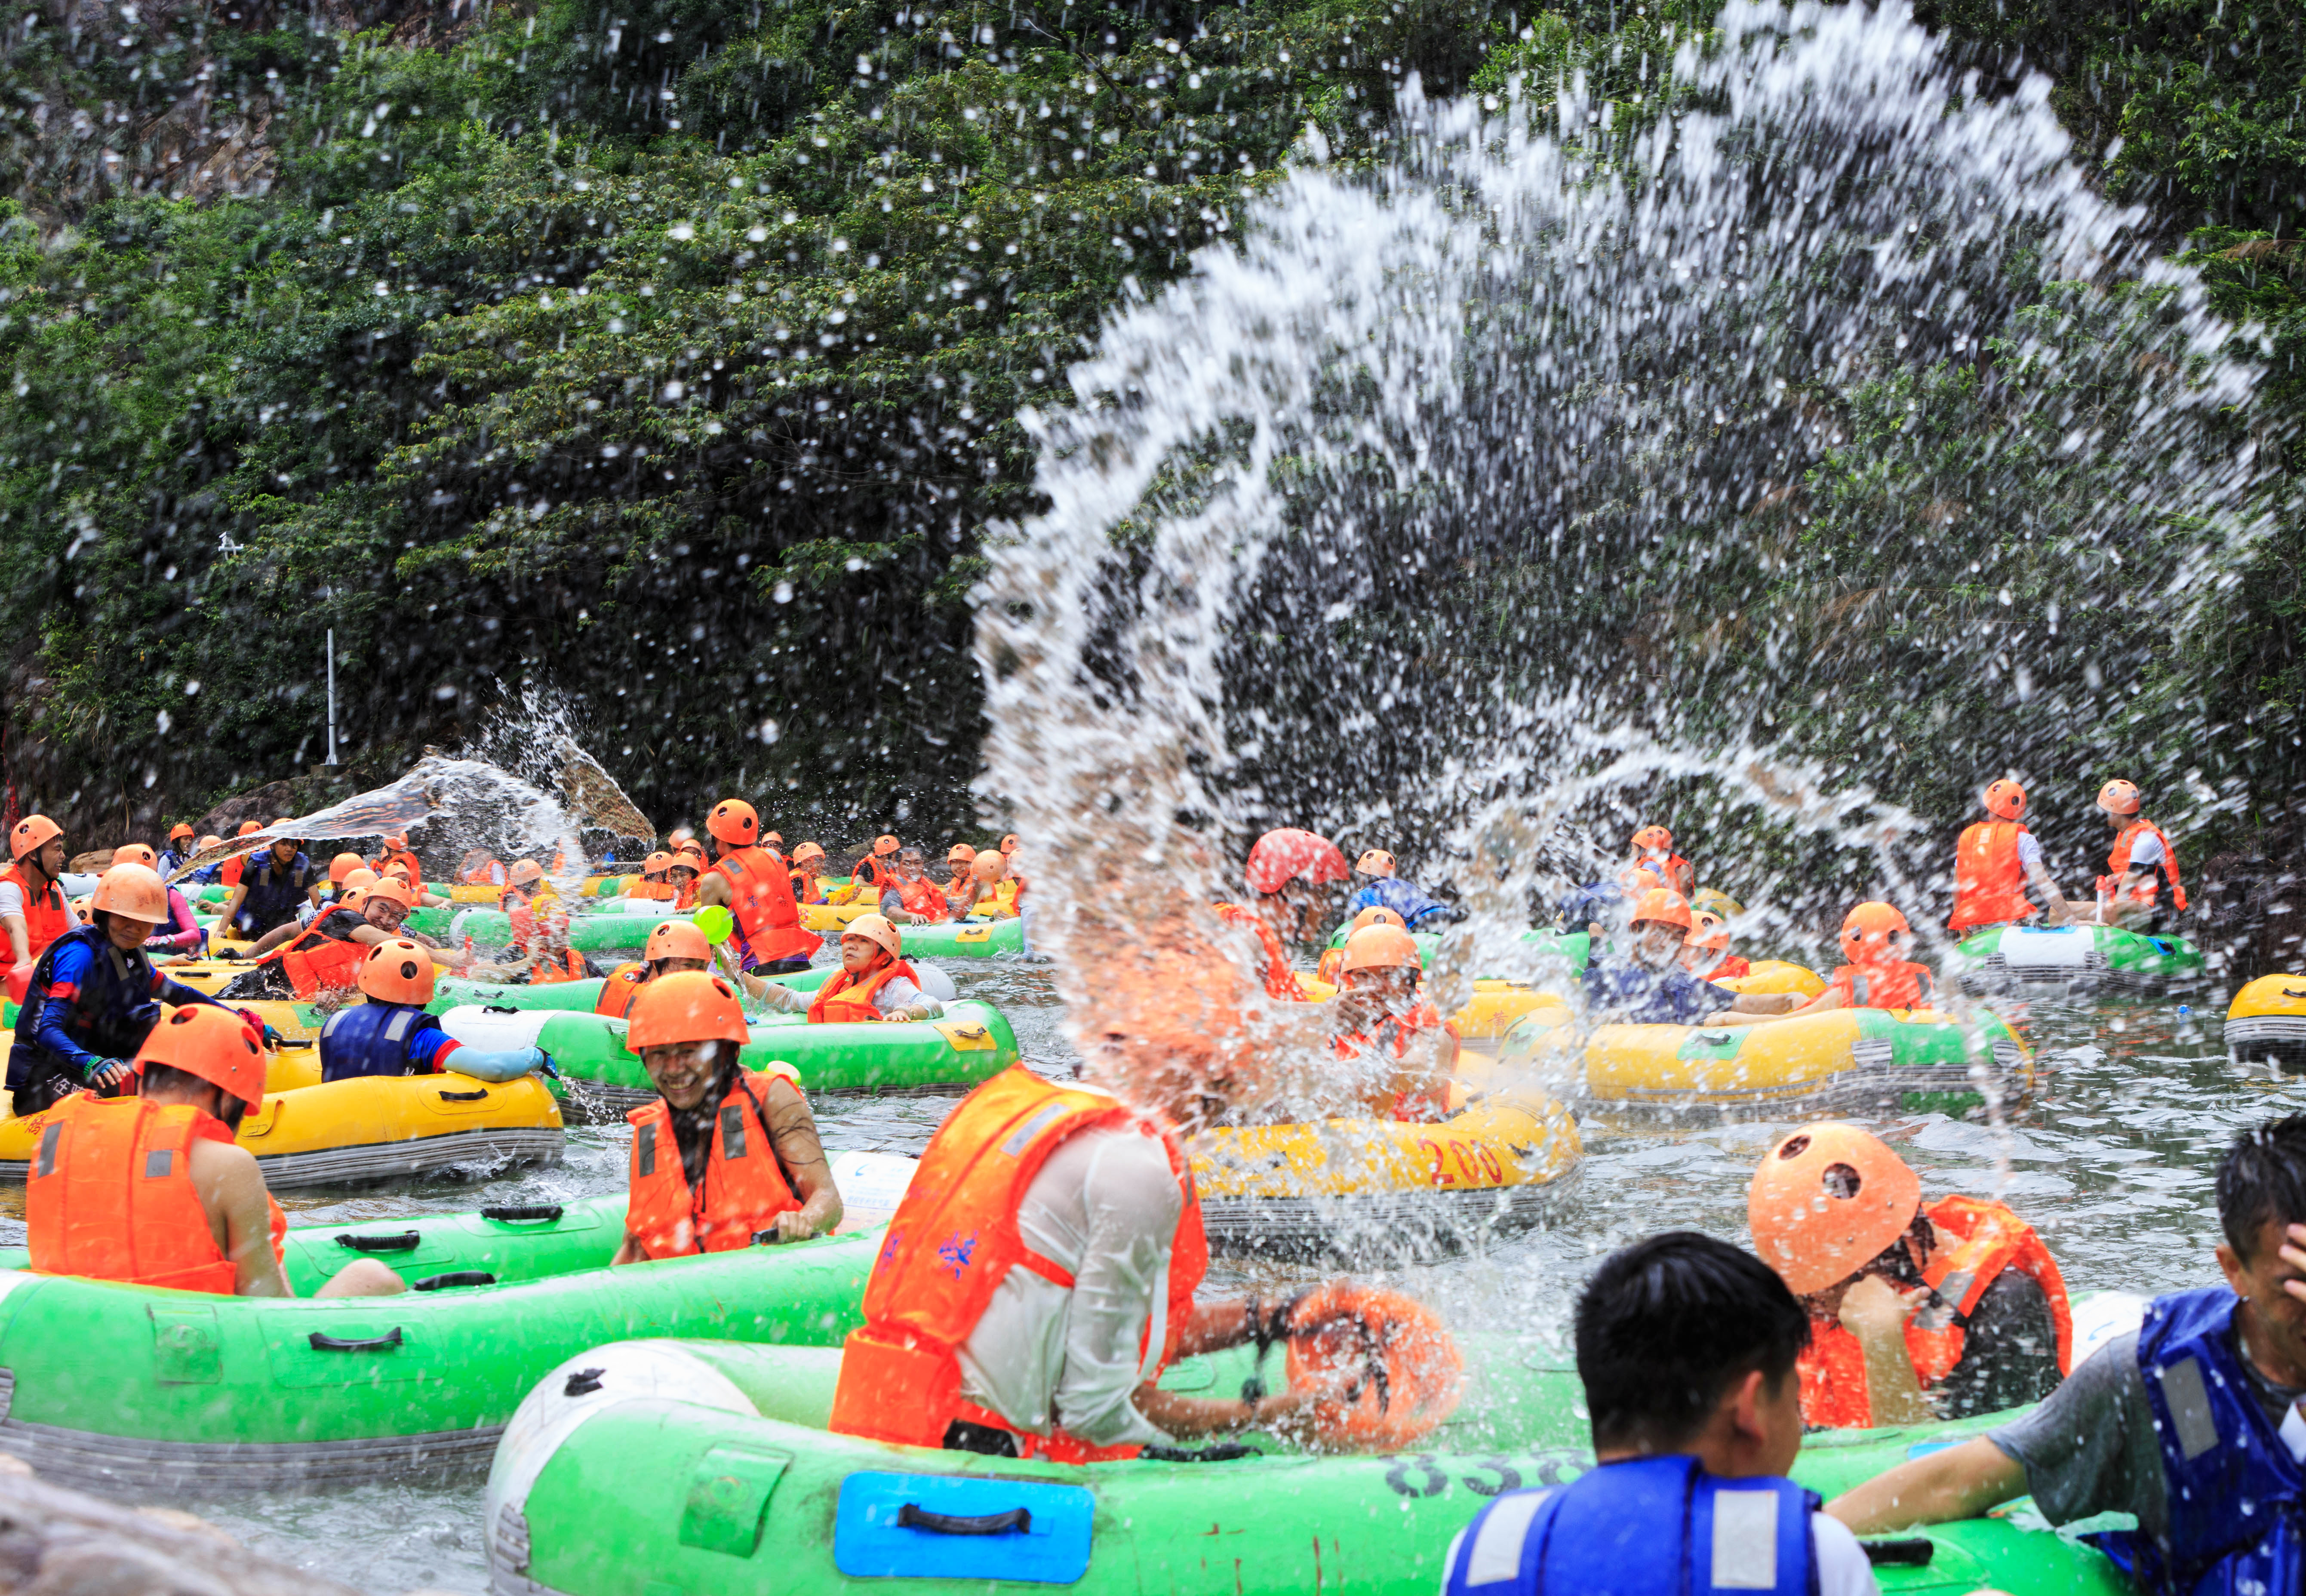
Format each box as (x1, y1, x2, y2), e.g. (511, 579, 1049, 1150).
(1441, 1231, 1880, 1596)
(1832, 1113, 2306, 1594)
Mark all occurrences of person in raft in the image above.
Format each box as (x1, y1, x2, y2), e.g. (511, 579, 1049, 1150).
(26, 1003, 404, 1299)
(156, 822, 200, 878)
(999, 833, 1029, 906)
(1440, 1230, 1882, 1596)
(1584, 889, 1798, 1026)
(1341, 849, 1466, 932)
(228, 879, 484, 1001)
(1829, 1115, 2306, 1593)
(1328, 922, 1457, 1122)
(610, 970, 842, 1262)
(753, 915, 943, 1024)
(114, 844, 204, 959)
(2073, 778, 2186, 932)
(938, 843, 977, 915)
(319, 939, 552, 1084)
(852, 833, 903, 898)
(8, 864, 258, 1116)
(1213, 827, 1351, 1002)
(1678, 909, 1749, 981)
(789, 842, 831, 906)
(667, 844, 704, 909)
(219, 826, 321, 942)
(690, 799, 821, 975)
(1749, 1123, 2069, 1429)
(1, 814, 74, 984)
(1626, 824, 1697, 897)
(1946, 778, 2071, 935)
(598, 919, 798, 1019)
(960, 848, 1021, 919)
(381, 859, 451, 910)
(878, 847, 951, 926)
(1705, 903, 1934, 1027)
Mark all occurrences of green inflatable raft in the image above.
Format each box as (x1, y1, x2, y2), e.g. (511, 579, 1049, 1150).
(1952, 921, 2205, 991)
(1320, 926, 1591, 975)
(486, 1333, 2128, 1596)
(438, 999, 1021, 1110)
(426, 966, 838, 1015)
(0, 1178, 913, 1492)
(418, 906, 1029, 959)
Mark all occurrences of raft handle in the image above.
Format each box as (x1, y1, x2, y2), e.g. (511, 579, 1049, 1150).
(1859, 1539, 1933, 1568)
(483, 1005, 522, 1014)
(483, 1204, 565, 1223)
(308, 1328, 404, 1352)
(335, 1231, 421, 1252)
(1138, 1442, 1261, 1463)
(895, 1504, 1032, 1537)
(412, 1270, 497, 1292)
(439, 1088, 491, 1102)
(563, 1367, 605, 1396)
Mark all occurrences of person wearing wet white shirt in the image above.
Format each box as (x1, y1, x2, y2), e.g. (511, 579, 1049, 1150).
(1440, 1231, 1878, 1596)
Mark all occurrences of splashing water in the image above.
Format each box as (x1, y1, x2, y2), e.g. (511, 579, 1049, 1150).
(978, 0, 2269, 1136)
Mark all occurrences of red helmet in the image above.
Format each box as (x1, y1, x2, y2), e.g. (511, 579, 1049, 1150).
(1244, 829, 1350, 895)
(707, 800, 760, 845)
(136, 1003, 267, 1113)
(1983, 779, 2026, 821)
(2097, 780, 2142, 817)
(1839, 902, 1911, 962)
(9, 815, 60, 864)
(627, 971, 751, 1049)
(358, 939, 436, 1006)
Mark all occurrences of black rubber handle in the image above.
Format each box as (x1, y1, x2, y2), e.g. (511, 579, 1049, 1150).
(275, 1038, 315, 1049)
(335, 1231, 420, 1252)
(412, 1270, 496, 1292)
(438, 1088, 490, 1102)
(896, 1504, 1031, 1537)
(308, 1328, 404, 1352)
(483, 1005, 521, 1014)
(483, 1204, 565, 1223)
(1860, 1539, 1934, 1567)
(1139, 1442, 1260, 1463)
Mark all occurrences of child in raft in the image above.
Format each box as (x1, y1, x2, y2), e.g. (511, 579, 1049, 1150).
(940, 843, 978, 915)
(1584, 889, 1799, 1026)
(1677, 909, 1749, 980)
(788, 842, 829, 905)
(1704, 902, 1933, 1027)
(1441, 1230, 1882, 1596)
(752, 915, 944, 1024)
(960, 849, 1021, 918)
(1327, 922, 1456, 1122)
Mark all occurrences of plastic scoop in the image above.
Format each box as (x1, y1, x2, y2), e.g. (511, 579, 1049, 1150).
(694, 904, 735, 946)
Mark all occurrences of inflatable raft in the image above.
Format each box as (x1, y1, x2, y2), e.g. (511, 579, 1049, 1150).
(1713, 959, 1826, 998)
(1952, 921, 2205, 991)
(0, 1176, 908, 1492)
(0, 1055, 565, 1189)
(1189, 1088, 1581, 1259)
(1492, 1005, 2032, 1122)
(438, 1000, 1021, 1112)
(2228, 973, 2306, 1073)
(485, 1328, 2131, 1596)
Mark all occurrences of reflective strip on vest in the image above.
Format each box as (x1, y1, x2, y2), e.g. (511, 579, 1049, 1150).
(623, 1070, 804, 1258)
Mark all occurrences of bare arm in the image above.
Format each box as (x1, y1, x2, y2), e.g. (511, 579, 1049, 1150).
(694, 872, 732, 910)
(762, 1077, 842, 1239)
(1827, 1436, 2027, 1532)
(1840, 1276, 1933, 1427)
(246, 920, 304, 956)
(3, 915, 27, 968)
(1706, 988, 1841, 1027)
(188, 1138, 293, 1298)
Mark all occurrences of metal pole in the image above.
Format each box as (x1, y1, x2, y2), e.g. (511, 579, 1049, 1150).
(326, 630, 338, 766)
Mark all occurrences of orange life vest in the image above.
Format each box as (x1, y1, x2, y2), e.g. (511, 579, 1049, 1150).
(2109, 820, 2188, 911)
(530, 947, 589, 984)
(459, 858, 505, 886)
(26, 1094, 286, 1294)
(706, 845, 821, 965)
(793, 870, 827, 907)
(597, 963, 647, 1018)
(3, 865, 73, 963)
(1796, 1196, 2072, 1428)
(1826, 959, 1934, 1011)
(808, 957, 920, 1024)
(624, 879, 677, 902)
(1332, 1001, 1460, 1120)
(674, 879, 700, 911)
(273, 908, 369, 1000)
(1709, 953, 1753, 979)
(827, 1064, 1208, 1462)
(624, 1066, 804, 1258)
(506, 889, 563, 952)
(1949, 821, 2039, 933)
(1635, 852, 1695, 896)
(1214, 902, 1307, 1001)
(891, 875, 950, 924)
(373, 849, 424, 889)
(855, 855, 896, 892)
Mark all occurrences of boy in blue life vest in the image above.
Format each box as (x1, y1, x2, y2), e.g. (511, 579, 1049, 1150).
(317, 938, 553, 1085)
(1832, 1112, 2306, 1594)
(1443, 1230, 1879, 1596)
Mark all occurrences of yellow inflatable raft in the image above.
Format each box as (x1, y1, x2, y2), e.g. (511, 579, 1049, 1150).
(1492, 1004, 2031, 1123)
(800, 901, 886, 932)
(1189, 1085, 1581, 1258)
(1448, 982, 1569, 1050)
(2228, 974, 2306, 1073)
(1712, 960, 1827, 999)
(0, 1056, 563, 1190)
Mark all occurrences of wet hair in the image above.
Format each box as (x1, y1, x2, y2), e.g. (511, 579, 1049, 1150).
(141, 1062, 247, 1132)
(1575, 1231, 1811, 1452)
(2217, 1115, 2306, 1260)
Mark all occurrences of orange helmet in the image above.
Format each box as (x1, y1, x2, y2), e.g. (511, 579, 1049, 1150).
(329, 851, 367, 883)
(2097, 779, 2142, 816)
(947, 843, 978, 866)
(1616, 865, 1662, 896)
(168, 823, 195, 843)
(342, 867, 379, 892)
(383, 833, 409, 851)
(844, 913, 904, 959)
(872, 834, 901, 857)
(641, 851, 672, 877)
(70, 895, 92, 926)
(626, 970, 751, 1049)
(707, 799, 760, 846)
(1350, 905, 1408, 933)
(1340, 923, 1422, 976)
(1000, 834, 1020, 853)
(236, 820, 263, 837)
(136, 1003, 267, 1113)
(790, 842, 826, 866)
(358, 939, 436, 1006)
(1748, 1124, 1922, 1296)
(112, 843, 159, 869)
(362, 877, 415, 910)
(1244, 829, 1350, 895)
(1983, 779, 2026, 821)
(338, 888, 370, 914)
(1631, 825, 1673, 851)
(1630, 887, 1693, 931)
(1355, 849, 1398, 878)
(970, 851, 1008, 883)
(764, 831, 784, 848)
(508, 860, 545, 886)
(1685, 909, 1730, 952)
(1838, 902, 1910, 962)
(91, 862, 169, 925)
(10, 815, 60, 863)
(644, 919, 710, 964)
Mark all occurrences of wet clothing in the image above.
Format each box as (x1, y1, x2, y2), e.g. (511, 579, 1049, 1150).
(318, 1001, 462, 1082)
(1214, 902, 1308, 1001)
(2103, 821, 2186, 930)
(231, 852, 314, 938)
(1344, 876, 1465, 932)
(625, 1067, 804, 1258)
(142, 887, 205, 958)
(0, 867, 73, 966)
(879, 875, 952, 925)
(801, 959, 941, 1022)
(1949, 821, 2045, 933)
(1582, 958, 1734, 1025)
(1824, 959, 1935, 1011)
(7, 926, 227, 1112)
(218, 907, 369, 1002)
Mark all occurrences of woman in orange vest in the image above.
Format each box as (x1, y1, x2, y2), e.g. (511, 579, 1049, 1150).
(621, 852, 676, 903)
(1748, 1123, 2071, 1427)
(371, 834, 424, 889)
(1627, 824, 1696, 897)
(692, 799, 821, 974)
(876, 848, 952, 926)
(2091, 778, 2187, 931)
(852, 834, 902, 895)
(1327, 923, 1456, 1122)
(1947, 778, 2069, 934)
(609, 970, 842, 1262)
(788, 842, 830, 906)
(665, 845, 704, 909)
(1704, 902, 1935, 1026)
(1, 814, 74, 989)
(757, 914, 942, 1023)
(26, 1003, 405, 1298)
(938, 844, 976, 915)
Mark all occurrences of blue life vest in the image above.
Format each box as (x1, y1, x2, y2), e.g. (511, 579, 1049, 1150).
(2100, 1286, 2306, 1595)
(1442, 1454, 1817, 1596)
(319, 1001, 445, 1082)
(236, 853, 312, 931)
(1348, 876, 1454, 931)
(6, 924, 164, 1093)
